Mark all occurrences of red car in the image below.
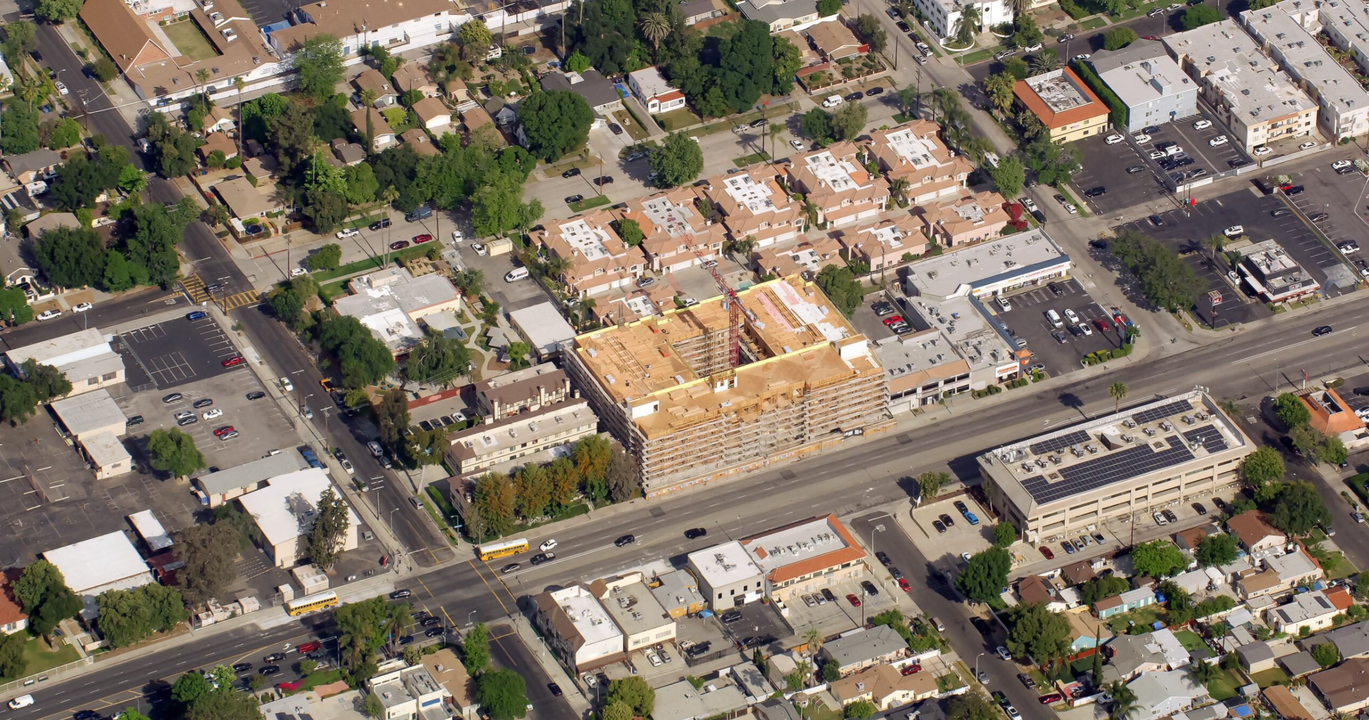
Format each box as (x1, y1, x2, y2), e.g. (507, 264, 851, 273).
(898, 577, 911, 591)
(900, 664, 922, 676)
(277, 681, 302, 692)
(1039, 546, 1054, 560)
(221, 355, 244, 368)
(1093, 316, 1113, 332)
(297, 641, 321, 654)
(846, 593, 862, 607)
(412, 234, 433, 244)
(882, 315, 905, 326)
(213, 425, 236, 437)
(390, 240, 410, 250)
(1039, 694, 1063, 705)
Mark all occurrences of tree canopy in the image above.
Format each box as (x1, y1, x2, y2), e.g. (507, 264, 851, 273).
(955, 547, 1011, 603)
(317, 316, 397, 388)
(176, 523, 241, 605)
(1103, 27, 1137, 50)
(1270, 480, 1330, 536)
(517, 91, 594, 162)
(1273, 392, 1311, 429)
(649, 132, 704, 188)
(306, 487, 352, 570)
(1196, 533, 1238, 567)
(1005, 601, 1072, 665)
(1110, 230, 1205, 312)
(815, 265, 863, 316)
(146, 428, 206, 479)
(1129, 540, 1188, 578)
(476, 669, 528, 720)
(1240, 446, 1286, 491)
(14, 559, 82, 639)
(96, 584, 187, 648)
(606, 677, 654, 717)
(1181, 4, 1222, 29)
(293, 35, 345, 101)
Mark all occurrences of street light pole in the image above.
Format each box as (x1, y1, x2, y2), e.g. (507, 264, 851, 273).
(975, 652, 985, 683)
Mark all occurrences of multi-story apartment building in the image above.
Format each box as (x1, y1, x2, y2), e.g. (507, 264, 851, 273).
(977, 390, 1253, 543)
(444, 399, 600, 477)
(782, 143, 890, 229)
(267, 0, 457, 59)
(867, 121, 974, 205)
(836, 213, 928, 272)
(1013, 68, 1111, 143)
(698, 167, 806, 248)
(1088, 40, 1199, 132)
(564, 275, 888, 495)
(914, 0, 1013, 42)
(620, 188, 728, 275)
(472, 363, 573, 421)
(1165, 21, 1318, 152)
(1241, 0, 1369, 143)
(912, 190, 1010, 248)
(531, 210, 649, 297)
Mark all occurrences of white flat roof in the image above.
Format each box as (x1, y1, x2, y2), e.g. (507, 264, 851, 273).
(549, 585, 623, 645)
(742, 515, 860, 575)
(508, 302, 576, 356)
(801, 150, 863, 192)
(237, 468, 359, 547)
(83, 432, 131, 470)
(43, 530, 151, 594)
(1242, 1, 1369, 120)
(903, 228, 1069, 299)
(1164, 20, 1316, 126)
(4, 327, 109, 367)
(50, 389, 125, 437)
(128, 510, 173, 552)
(687, 541, 764, 587)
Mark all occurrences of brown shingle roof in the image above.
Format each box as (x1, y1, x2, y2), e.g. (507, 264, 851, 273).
(78, 0, 171, 73)
(1309, 657, 1369, 710)
(1227, 511, 1284, 549)
(1264, 685, 1314, 720)
(0, 571, 27, 629)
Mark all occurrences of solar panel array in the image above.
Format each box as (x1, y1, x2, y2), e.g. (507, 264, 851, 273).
(1021, 437, 1196, 504)
(1029, 430, 1091, 456)
(1131, 399, 1194, 425)
(1182, 425, 1228, 453)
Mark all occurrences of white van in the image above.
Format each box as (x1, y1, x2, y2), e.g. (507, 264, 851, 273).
(1045, 309, 1063, 328)
(9, 694, 34, 709)
(822, 95, 845, 109)
(504, 267, 529, 282)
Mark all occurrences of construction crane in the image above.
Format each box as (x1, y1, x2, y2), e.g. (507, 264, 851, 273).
(680, 233, 755, 369)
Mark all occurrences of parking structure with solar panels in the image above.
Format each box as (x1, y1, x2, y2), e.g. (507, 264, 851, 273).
(976, 390, 1254, 546)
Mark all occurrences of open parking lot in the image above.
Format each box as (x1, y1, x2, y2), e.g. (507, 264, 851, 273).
(1071, 133, 1168, 215)
(992, 279, 1125, 376)
(1137, 108, 1252, 183)
(909, 496, 993, 568)
(115, 315, 244, 390)
(1273, 157, 1369, 288)
(453, 240, 552, 313)
(718, 599, 792, 651)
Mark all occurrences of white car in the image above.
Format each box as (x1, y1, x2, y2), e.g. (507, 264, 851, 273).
(1340, 242, 1361, 254)
(996, 296, 1012, 311)
(1149, 150, 1167, 160)
(1063, 203, 1078, 215)
(1208, 135, 1228, 147)
(1228, 270, 1240, 284)
(472, 242, 488, 256)
(202, 408, 223, 420)
(8, 695, 33, 709)
(1193, 119, 1212, 130)
(1300, 141, 1317, 150)
(1223, 225, 1244, 238)
(290, 268, 306, 277)
(336, 227, 359, 239)
(341, 459, 354, 475)
(822, 95, 844, 108)
(1253, 145, 1272, 156)
(1105, 134, 1124, 145)
(1333, 160, 1353, 171)
(367, 441, 383, 457)
(789, 139, 805, 150)
(54, 81, 67, 96)
(1133, 133, 1152, 144)
(1023, 43, 1043, 52)
(1153, 511, 1169, 526)
(36, 309, 61, 321)
(1021, 197, 1037, 212)
(1073, 53, 1089, 61)
(540, 539, 558, 552)
(450, 230, 464, 243)
(71, 302, 92, 312)
(1078, 322, 1092, 336)
(280, 377, 294, 392)
(1064, 308, 1080, 324)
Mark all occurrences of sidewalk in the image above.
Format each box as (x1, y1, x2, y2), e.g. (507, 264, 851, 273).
(504, 615, 593, 716)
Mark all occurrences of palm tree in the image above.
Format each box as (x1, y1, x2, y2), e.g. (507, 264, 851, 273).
(233, 76, 246, 159)
(359, 89, 378, 152)
(955, 5, 981, 45)
(802, 199, 820, 230)
(1106, 682, 1138, 720)
(963, 136, 993, 163)
(578, 296, 598, 329)
(1188, 661, 1221, 687)
(889, 177, 911, 205)
(195, 68, 211, 116)
(803, 627, 823, 657)
(1031, 48, 1062, 74)
(1109, 382, 1128, 413)
(639, 12, 670, 55)
(1205, 234, 1227, 262)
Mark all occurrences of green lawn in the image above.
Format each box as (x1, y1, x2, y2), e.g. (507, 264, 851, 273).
(955, 45, 1001, 66)
(611, 109, 649, 142)
(162, 21, 219, 61)
(1174, 630, 1208, 652)
(656, 107, 702, 132)
(1057, 187, 1090, 218)
(732, 152, 771, 167)
(282, 669, 343, 694)
(1078, 16, 1109, 30)
(1106, 605, 1166, 634)
(17, 637, 81, 678)
(1205, 668, 1244, 701)
(568, 195, 611, 213)
(1250, 668, 1290, 689)
(311, 255, 384, 282)
(707, 20, 742, 39)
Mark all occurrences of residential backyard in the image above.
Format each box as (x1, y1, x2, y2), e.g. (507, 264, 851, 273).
(162, 21, 219, 61)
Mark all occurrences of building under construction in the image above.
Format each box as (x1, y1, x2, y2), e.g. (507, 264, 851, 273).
(564, 275, 888, 496)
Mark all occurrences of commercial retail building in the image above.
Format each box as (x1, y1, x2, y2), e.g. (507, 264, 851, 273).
(1238, 239, 1321, 304)
(43, 531, 155, 617)
(532, 584, 626, 672)
(564, 275, 887, 495)
(4, 327, 124, 396)
(236, 468, 360, 568)
(977, 390, 1253, 543)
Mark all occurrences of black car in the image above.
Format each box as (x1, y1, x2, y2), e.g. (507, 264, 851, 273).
(860, 580, 879, 596)
(867, 86, 884, 96)
(390, 589, 412, 599)
(501, 563, 520, 574)
(592, 176, 614, 186)
(720, 610, 744, 624)
(1162, 509, 1178, 523)
(1229, 158, 1250, 168)
(259, 665, 281, 676)
(1048, 282, 1064, 297)
(1142, 125, 1161, 135)
(530, 552, 555, 565)
(1286, 185, 1305, 195)
(890, 567, 904, 579)
(399, 635, 414, 645)
(178, 416, 198, 427)
(875, 551, 892, 566)
(1192, 502, 1208, 516)
(953, 500, 968, 513)
(615, 534, 635, 547)
(1018, 673, 1036, 689)
(608, 123, 624, 135)
(1083, 186, 1107, 198)
(521, 44, 535, 54)
(896, 20, 910, 31)
(939, 513, 955, 527)
(163, 393, 184, 403)
(74, 711, 101, 720)
(246, 391, 266, 400)
(1271, 208, 1292, 217)
(562, 168, 581, 178)
(425, 627, 445, 638)
(684, 528, 708, 539)
(1212, 497, 1228, 511)
(1148, 214, 1164, 226)
(564, 194, 583, 204)
(970, 617, 993, 636)
(820, 588, 836, 602)
(422, 617, 441, 627)
(845, 91, 864, 101)
(932, 519, 947, 533)
(233, 663, 253, 673)
(549, 682, 563, 697)
(369, 218, 392, 231)
(127, 415, 144, 426)
(1030, 209, 1047, 225)
(1314, 325, 1333, 336)
(264, 653, 287, 663)
(750, 118, 767, 128)
(193, 398, 214, 408)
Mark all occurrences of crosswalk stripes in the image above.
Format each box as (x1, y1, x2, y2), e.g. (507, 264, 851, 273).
(179, 274, 209, 304)
(218, 290, 261, 311)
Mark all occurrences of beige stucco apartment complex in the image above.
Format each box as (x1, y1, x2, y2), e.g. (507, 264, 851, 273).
(977, 391, 1252, 543)
(564, 275, 887, 495)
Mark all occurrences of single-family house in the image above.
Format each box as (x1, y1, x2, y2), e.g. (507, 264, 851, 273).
(330, 138, 367, 166)
(351, 108, 396, 150)
(392, 63, 440, 97)
(1063, 609, 1111, 655)
(1237, 548, 1323, 600)
(1236, 641, 1276, 673)
(412, 97, 452, 135)
(1309, 657, 1369, 713)
(1226, 511, 1286, 558)
(1127, 670, 1211, 720)
(1102, 628, 1190, 683)
(806, 20, 865, 61)
(540, 70, 623, 116)
(353, 68, 397, 106)
(1266, 590, 1341, 635)
(1096, 586, 1156, 619)
(401, 128, 441, 157)
(198, 131, 238, 161)
(829, 664, 938, 710)
(1304, 620, 1369, 660)
(627, 67, 686, 114)
(3, 149, 61, 185)
(819, 625, 909, 676)
(1017, 575, 1068, 613)
(679, 0, 726, 25)
(1263, 685, 1315, 720)
(1280, 651, 1323, 679)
